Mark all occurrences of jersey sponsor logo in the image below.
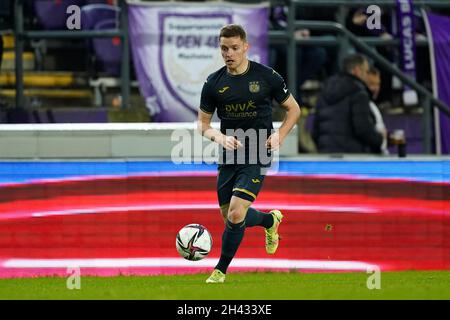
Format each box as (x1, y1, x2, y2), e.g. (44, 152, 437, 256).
(249, 81, 260, 93)
(225, 100, 256, 112)
(283, 83, 288, 94)
(218, 86, 230, 93)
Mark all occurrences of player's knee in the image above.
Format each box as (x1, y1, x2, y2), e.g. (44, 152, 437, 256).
(227, 207, 245, 224)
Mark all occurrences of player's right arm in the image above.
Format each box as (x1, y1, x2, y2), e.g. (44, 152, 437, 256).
(198, 78, 241, 150)
(197, 110, 242, 150)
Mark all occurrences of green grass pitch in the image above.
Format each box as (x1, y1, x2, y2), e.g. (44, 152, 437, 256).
(1, 271, 450, 300)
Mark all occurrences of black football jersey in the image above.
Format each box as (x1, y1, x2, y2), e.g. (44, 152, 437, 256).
(199, 61, 291, 166)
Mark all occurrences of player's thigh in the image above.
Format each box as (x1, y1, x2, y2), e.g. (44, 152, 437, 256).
(231, 165, 266, 204)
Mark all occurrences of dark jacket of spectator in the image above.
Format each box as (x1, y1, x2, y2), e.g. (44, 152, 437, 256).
(313, 72, 383, 153)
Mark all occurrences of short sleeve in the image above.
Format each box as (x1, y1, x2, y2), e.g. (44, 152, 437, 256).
(269, 69, 290, 104)
(199, 79, 216, 114)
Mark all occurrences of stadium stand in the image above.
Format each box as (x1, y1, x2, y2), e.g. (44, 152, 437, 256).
(5, 0, 450, 154)
(34, 0, 85, 30)
(80, 4, 123, 106)
(2, 0, 145, 121)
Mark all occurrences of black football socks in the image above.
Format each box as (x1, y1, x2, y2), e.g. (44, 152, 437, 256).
(245, 207, 274, 228)
(215, 220, 245, 274)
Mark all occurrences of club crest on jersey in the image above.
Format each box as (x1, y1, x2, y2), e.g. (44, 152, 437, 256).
(249, 81, 260, 93)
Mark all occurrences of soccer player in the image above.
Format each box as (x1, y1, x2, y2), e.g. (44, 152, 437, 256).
(197, 24, 301, 283)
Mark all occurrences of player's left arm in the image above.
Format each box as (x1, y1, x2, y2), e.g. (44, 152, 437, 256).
(266, 94, 301, 150)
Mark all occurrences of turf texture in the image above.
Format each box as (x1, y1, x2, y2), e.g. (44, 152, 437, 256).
(1, 271, 449, 300)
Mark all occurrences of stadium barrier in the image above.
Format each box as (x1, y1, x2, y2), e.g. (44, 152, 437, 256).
(0, 122, 298, 159)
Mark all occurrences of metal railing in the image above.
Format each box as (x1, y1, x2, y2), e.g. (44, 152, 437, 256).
(13, 0, 130, 109)
(270, 0, 450, 154)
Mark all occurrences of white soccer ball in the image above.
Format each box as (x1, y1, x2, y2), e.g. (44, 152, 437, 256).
(176, 224, 212, 261)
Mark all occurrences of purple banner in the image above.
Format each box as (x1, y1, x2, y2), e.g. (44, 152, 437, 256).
(396, 0, 418, 105)
(128, 2, 269, 122)
(425, 12, 450, 154)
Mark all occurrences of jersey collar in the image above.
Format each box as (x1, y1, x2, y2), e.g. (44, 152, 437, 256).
(227, 60, 251, 77)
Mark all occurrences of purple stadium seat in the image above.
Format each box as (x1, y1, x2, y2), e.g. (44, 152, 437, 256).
(80, 4, 121, 76)
(92, 19, 121, 76)
(34, 0, 85, 30)
(80, 4, 120, 30)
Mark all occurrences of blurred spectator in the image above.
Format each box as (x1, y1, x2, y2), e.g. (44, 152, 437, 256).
(366, 66, 389, 155)
(346, 6, 395, 108)
(269, 5, 328, 97)
(347, 6, 434, 112)
(347, 6, 393, 38)
(312, 53, 385, 154)
(295, 5, 339, 76)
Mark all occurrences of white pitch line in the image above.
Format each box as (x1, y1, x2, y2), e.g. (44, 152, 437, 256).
(29, 203, 377, 219)
(2, 258, 378, 271)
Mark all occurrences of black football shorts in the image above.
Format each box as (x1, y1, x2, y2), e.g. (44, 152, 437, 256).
(217, 164, 266, 206)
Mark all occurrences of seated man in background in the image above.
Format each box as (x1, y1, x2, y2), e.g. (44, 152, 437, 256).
(312, 53, 385, 154)
(365, 66, 389, 155)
